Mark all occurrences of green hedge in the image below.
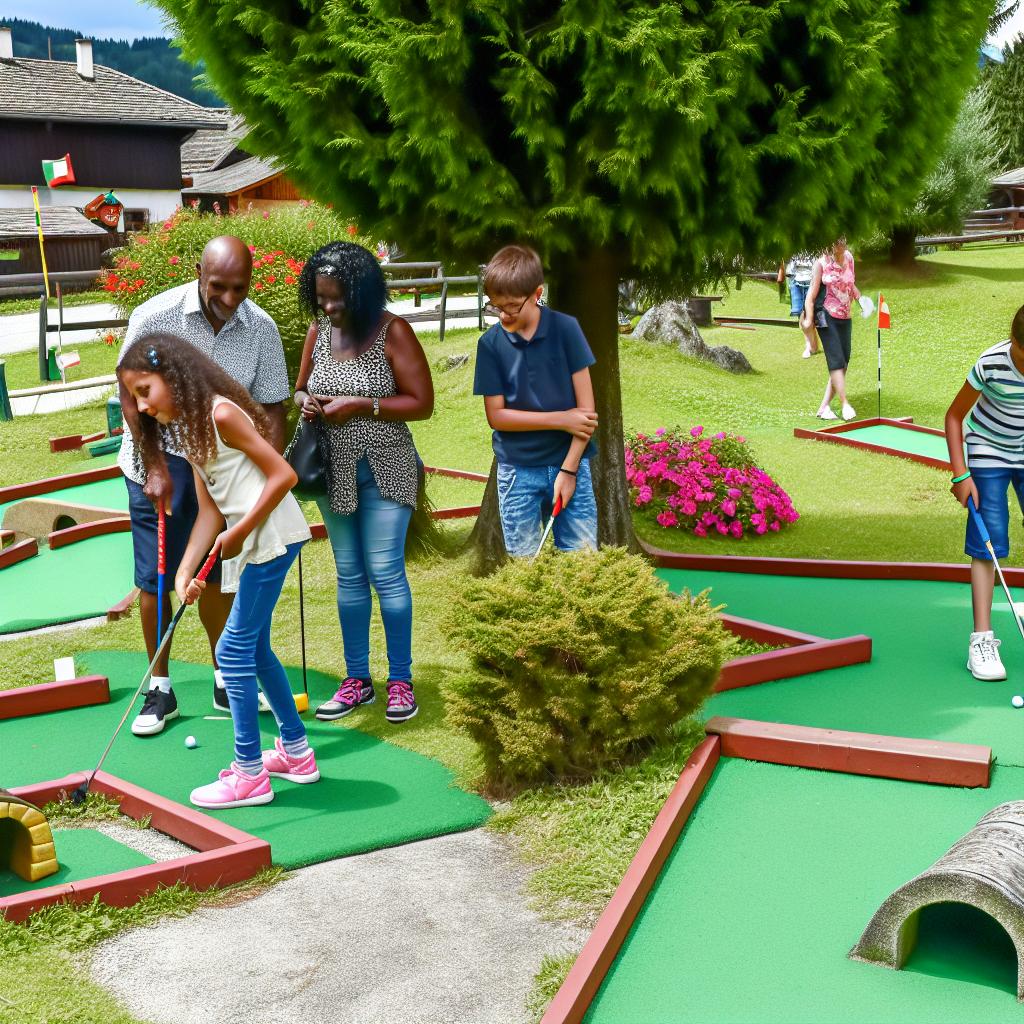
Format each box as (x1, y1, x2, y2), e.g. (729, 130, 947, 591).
(443, 547, 728, 788)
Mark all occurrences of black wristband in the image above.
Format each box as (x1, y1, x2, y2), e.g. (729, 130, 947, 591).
(559, 467, 577, 477)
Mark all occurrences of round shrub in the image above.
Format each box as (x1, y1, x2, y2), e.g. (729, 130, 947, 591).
(626, 426, 799, 538)
(443, 547, 729, 788)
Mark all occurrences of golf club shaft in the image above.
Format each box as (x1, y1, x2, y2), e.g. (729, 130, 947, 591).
(967, 497, 1024, 643)
(532, 496, 564, 560)
(79, 546, 219, 794)
(298, 548, 308, 695)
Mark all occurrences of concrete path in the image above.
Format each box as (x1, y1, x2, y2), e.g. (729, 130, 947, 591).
(91, 828, 586, 1024)
(0, 302, 121, 356)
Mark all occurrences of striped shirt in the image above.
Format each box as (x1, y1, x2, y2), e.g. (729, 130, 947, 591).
(965, 340, 1024, 468)
(116, 281, 290, 484)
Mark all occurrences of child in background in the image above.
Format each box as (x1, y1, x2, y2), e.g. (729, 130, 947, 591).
(945, 305, 1024, 681)
(473, 245, 599, 557)
(119, 334, 316, 808)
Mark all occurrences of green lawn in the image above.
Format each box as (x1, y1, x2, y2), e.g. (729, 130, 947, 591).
(1, 243, 1022, 1021)
(0, 288, 110, 315)
(2, 337, 120, 392)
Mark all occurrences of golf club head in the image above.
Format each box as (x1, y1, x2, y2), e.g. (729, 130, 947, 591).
(70, 780, 90, 805)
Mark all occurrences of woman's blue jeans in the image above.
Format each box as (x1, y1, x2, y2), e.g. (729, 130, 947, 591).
(215, 541, 307, 765)
(316, 459, 414, 682)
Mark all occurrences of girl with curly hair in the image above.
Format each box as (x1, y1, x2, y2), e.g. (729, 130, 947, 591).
(292, 241, 433, 724)
(119, 333, 316, 809)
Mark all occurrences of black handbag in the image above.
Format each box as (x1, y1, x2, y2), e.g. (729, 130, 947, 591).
(285, 418, 328, 500)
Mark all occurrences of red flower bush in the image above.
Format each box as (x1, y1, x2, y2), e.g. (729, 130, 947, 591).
(625, 426, 799, 539)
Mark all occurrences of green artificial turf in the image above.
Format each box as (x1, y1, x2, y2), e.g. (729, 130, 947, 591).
(0, 534, 135, 634)
(1, 650, 491, 868)
(586, 758, 1024, 1024)
(0, 473, 128, 522)
(0, 829, 152, 899)
(835, 423, 952, 463)
(659, 567, 1024, 767)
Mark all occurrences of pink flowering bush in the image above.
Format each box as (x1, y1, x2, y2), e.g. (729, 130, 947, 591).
(625, 426, 799, 539)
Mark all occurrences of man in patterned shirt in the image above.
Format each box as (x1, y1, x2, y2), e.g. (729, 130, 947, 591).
(117, 235, 291, 735)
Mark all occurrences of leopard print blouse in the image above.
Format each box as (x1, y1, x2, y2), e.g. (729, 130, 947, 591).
(304, 315, 419, 515)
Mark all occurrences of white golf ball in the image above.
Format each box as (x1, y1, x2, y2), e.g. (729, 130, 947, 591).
(1012, 696, 1024, 709)
(185, 735, 198, 748)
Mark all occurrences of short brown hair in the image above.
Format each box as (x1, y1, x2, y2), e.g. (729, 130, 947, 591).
(483, 245, 544, 298)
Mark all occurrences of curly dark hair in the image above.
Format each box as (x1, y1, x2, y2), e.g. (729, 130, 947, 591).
(118, 333, 271, 472)
(298, 241, 387, 342)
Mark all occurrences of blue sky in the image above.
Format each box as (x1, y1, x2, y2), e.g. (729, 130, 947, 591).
(0, 0, 1022, 48)
(0, 1, 171, 41)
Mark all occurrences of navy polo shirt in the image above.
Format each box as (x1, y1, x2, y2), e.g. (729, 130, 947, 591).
(473, 305, 596, 466)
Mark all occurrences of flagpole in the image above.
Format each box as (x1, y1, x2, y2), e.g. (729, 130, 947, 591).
(30, 186, 51, 300)
(876, 291, 882, 420)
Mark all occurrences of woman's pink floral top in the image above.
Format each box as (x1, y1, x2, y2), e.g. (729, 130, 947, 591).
(818, 251, 856, 320)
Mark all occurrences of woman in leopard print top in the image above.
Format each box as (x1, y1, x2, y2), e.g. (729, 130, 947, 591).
(292, 242, 433, 724)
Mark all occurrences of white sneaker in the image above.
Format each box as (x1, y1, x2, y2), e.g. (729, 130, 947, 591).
(817, 408, 838, 420)
(841, 403, 857, 421)
(967, 631, 1007, 681)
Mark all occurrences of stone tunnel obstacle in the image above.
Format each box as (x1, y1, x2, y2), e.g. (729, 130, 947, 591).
(1, 498, 126, 544)
(850, 801, 1024, 1000)
(0, 790, 58, 883)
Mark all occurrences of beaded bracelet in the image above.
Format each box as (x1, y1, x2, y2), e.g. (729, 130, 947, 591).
(951, 471, 972, 484)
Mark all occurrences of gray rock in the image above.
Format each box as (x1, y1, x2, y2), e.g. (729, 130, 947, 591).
(633, 300, 752, 374)
(851, 800, 1024, 1000)
(435, 353, 470, 372)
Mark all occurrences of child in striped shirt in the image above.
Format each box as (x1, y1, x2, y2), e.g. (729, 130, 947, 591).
(946, 304, 1024, 681)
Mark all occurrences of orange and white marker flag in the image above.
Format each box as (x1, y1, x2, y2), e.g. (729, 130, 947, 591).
(877, 294, 891, 330)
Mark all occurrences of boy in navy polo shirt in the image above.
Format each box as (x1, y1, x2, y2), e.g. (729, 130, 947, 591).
(473, 245, 599, 557)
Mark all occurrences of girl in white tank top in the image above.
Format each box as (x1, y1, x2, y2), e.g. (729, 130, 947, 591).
(119, 334, 317, 810)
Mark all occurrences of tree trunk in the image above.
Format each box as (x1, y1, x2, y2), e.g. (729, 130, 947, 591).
(467, 245, 640, 570)
(889, 225, 918, 266)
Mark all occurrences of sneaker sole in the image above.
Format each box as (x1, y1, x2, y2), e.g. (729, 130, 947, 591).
(967, 659, 1007, 681)
(190, 790, 275, 809)
(266, 769, 321, 784)
(131, 707, 179, 736)
(385, 706, 419, 724)
(212, 698, 231, 712)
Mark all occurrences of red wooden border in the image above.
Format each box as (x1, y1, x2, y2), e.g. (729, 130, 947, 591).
(648, 546, 1024, 586)
(540, 736, 721, 1024)
(0, 537, 38, 570)
(793, 416, 951, 471)
(431, 505, 482, 520)
(0, 529, 12, 548)
(716, 635, 872, 691)
(423, 465, 489, 482)
(49, 431, 106, 453)
(106, 587, 139, 621)
(48, 516, 130, 550)
(0, 675, 109, 720)
(705, 716, 991, 787)
(0, 464, 123, 506)
(1, 771, 271, 923)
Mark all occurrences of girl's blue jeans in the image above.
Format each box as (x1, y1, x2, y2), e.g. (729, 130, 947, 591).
(315, 458, 413, 682)
(215, 541, 307, 766)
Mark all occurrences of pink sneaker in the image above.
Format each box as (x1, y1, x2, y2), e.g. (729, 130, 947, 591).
(262, 738, 320, 784)
(189, 762, 274, 809)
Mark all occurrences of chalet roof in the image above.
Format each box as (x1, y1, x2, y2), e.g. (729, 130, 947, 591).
(0, 57, 226, 131)
(182, 154, 284, 196)
(181, 111, 248, 175)
(0, 206, 110, 239)
(993, 166, 1024, 187)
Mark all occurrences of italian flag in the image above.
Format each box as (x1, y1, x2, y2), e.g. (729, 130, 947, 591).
(877, 294, 891, 330)
(41, 154, 75, 188)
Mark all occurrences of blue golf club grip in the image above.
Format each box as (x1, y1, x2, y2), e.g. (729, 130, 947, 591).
(967, 495, 993, 548)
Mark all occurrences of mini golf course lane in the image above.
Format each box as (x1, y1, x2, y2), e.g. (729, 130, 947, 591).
(0, 829, 151, 899)
(658, 568, 1024, 768)
(0, 533, 135, 634)
(0, 474, 129, 523)
(585, 758, 1024, 1024)
(1, 651, 491, 869)
(824, 423, 950, 463)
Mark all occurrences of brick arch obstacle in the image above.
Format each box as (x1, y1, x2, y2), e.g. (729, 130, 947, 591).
(850, 801, 1024, 1000)
(0, 790, 58, 884)
(1, 498, 126, 544)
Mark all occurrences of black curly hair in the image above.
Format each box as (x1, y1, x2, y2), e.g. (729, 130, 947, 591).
(298, 241, 388, 342)
(118, 333, 270, 472)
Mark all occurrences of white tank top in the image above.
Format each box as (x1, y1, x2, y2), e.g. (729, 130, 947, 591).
(193, 396, 311, 593)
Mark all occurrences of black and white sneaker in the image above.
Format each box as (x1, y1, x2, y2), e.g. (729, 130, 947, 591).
(385, 680, 418, 724)
(131, 687, 179, 736)
(315, 677, 375, 721)
(213, 682, 231, 713)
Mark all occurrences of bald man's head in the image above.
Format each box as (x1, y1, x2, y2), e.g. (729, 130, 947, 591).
(196, 235, 253, 328)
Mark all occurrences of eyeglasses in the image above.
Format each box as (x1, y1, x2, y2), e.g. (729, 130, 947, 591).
(484, 295, 532, 318)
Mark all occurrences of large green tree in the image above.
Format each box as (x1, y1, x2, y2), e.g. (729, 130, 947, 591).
(158, 0, 988, 559)
(982, 33, 1024, 172)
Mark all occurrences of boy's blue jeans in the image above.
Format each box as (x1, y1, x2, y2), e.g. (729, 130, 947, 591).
(316, 459, 413, 682)
(215, 541, 307, 766)
(965, 466, 1024, 560)
(496, 459, 598, 558)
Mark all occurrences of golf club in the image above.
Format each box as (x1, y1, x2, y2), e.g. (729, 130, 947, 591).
(967, 496, 1024, 644)
(156, 502, 166, 642)
(71, 544, 220, 804)
(533, 496, 563, 560)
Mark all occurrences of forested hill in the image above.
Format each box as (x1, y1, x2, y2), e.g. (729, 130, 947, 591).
(4, 17, 222, 106)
